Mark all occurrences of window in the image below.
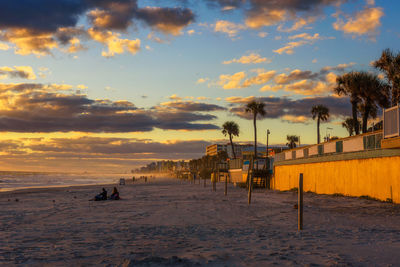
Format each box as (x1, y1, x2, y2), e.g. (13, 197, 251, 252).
(304, 148, 309, 157)
(318, 145, 324, 155)
(336, 141, 343, 153)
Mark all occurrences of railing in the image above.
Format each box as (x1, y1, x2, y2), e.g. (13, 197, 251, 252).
(383, 105, 400, 138)
(229, 158, 243, 169)
(274, 131, 383, 163)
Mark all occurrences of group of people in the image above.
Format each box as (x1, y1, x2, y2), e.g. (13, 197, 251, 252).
(93, 187, 120, 201)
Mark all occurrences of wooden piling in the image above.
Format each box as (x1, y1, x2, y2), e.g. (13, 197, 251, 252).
(298, 173, 303, 231)
(224, 173, 228, 196)
(248, 157, 254, 205)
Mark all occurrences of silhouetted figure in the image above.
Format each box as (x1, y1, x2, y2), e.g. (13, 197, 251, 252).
(110, 187, 120, 200)
(94, 188, 107, 201)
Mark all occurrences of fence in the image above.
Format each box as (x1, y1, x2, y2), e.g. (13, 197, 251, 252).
(275, 131, 383, 163)
(383, 105, 400, 138)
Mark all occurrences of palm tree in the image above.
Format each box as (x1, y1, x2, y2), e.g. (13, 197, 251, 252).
(222, 121, 240, 159)
(286, 135, 299, 149)
(357, 72, 389, 133)
(334, 72, 362, 135)
(373, 48, 400, 106)
(245, 100, 266, 161)
(342, 117, 356, 136)
(311, 105, 330, 144)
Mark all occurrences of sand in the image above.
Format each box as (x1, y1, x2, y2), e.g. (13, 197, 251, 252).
(1, 177, 400, 266)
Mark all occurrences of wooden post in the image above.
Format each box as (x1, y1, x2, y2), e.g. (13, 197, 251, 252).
(224, 172, 228, 196)
(246, 158, 252, 190)
(298, 173, 303, 231)
(248, 157, 254, 205)
(204, 176, 206, 188)
(248, 171, 253, 205)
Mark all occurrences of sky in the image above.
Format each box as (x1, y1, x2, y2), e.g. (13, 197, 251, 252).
(0, 0, 399, 173)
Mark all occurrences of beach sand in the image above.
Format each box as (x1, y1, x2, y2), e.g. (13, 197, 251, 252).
(1, 177, 400, 266)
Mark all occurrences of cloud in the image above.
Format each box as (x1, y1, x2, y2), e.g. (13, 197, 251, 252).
(0, 1, 194, 56)
(88, 28, 140, 57)
(242, 70, 276, 87)
(216, 62, 354, 94)
(0, 137, 214, 172)
(87, 1, 137, 30)
(240, 0, 345, 30)
(159, 100, 226, 112)
(285, 79, 334, 95)
(333, 6, 384, 38)
(274, 69, 320, 84)
(320, 62, 356, 73)
(136, 6, 194, 36)
(281, 115, 310, 124)
(0, 66, 36, 80)
(77, 84, 88, 89)
(274, 33, 333, 55)
(216, 70, 276, 89)
(196, 78, 209, 84)
(257, 32, 268, 38)
(273, 40, 309, 55)
(217, 71, 246, 89)
(214, 20, 246, 37)
(277, 16, 318, 32)
(0, 42, 10, 50)
(223, 53, 271, 64)
(169, 94, 182, 100)
(226, 95, 351, 122)
(0, 82, 220, 132)
(245, 8, 287, 28)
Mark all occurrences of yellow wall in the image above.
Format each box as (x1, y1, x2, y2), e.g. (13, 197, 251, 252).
(272, 156, 400, 203)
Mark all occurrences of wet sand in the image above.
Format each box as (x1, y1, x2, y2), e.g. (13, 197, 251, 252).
(1, 177, 400, 266)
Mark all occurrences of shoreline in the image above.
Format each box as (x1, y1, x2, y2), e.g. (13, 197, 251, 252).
(0, 181, 118, 194)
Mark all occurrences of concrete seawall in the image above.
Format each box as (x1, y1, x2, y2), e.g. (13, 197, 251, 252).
(272, 149, 400, 203)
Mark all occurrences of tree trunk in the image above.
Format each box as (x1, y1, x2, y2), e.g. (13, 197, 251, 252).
(362, 103, 371, 133)
(317, 117, 320, 144)
(351, 99, 360, 135)
(229, 134, 236, 159)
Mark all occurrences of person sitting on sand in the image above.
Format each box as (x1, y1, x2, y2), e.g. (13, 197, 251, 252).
(94, 188, 107, 201)
(110, 187, 120, 200)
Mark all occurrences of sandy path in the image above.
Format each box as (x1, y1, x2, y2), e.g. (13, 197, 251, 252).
(1, 177, 400, 266)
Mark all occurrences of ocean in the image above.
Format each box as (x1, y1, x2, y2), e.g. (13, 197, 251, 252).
(0, 171, 131, 192)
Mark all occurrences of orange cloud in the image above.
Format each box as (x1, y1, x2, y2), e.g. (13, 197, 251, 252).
(88, 28, 140, 57)
(333, 6, 384, 38)
(223, 53, 271, 65)
(0, 66, 36, 80)
(242, 70, 276, 87)
(214, 20, 246, 37)
(245, 9, 286, 28)
(217, 72, 246, 89)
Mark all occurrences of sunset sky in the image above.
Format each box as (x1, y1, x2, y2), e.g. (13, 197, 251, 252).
(0, 0, 399, 172)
